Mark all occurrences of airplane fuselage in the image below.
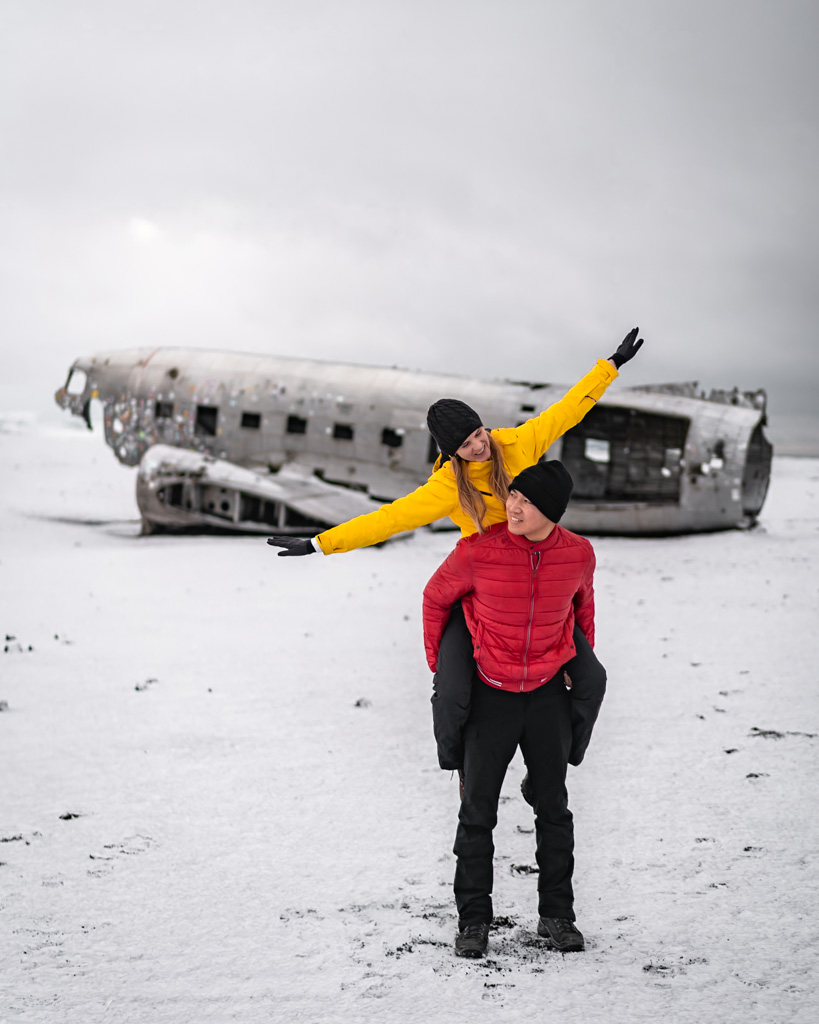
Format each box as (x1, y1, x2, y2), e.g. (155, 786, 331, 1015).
(55, 347, 773, 535)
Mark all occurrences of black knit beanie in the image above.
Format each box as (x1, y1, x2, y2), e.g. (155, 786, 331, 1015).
(426, 399, 483, 459)
(509, 460, 574, 524)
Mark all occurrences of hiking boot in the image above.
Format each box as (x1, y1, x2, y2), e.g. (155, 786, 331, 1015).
(520, 772, 534, 806)
(537, 917, 585, 952)
(454, 922, 489, 958)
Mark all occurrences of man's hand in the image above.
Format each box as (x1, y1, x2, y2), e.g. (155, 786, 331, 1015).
(266, 536, 316, 557)
(608, 326, 644, 369)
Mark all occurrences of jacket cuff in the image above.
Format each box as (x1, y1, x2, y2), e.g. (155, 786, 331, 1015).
(586, 358, 618, 400)
(597, 357, 618, 381)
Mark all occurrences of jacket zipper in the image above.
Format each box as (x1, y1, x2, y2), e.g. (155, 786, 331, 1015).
(522, 550, 540, 691)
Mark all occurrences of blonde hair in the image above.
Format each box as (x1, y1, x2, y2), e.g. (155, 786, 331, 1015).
(450, 433, 511, 533)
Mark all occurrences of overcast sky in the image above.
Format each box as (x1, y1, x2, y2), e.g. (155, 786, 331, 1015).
(2, 0, 817, 452)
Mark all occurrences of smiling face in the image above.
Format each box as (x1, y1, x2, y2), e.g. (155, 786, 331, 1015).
(455, 426, 491, 462)
(505, 488, 555, 542)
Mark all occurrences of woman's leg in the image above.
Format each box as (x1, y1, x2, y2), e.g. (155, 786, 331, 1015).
(430, 601, 477, 770)
(564, 626, 607, 766)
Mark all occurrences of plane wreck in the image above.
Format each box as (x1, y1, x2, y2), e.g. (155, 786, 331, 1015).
(55, 347, 773, 536)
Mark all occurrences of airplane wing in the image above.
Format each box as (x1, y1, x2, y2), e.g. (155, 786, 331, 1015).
(135, 445, 383, 535)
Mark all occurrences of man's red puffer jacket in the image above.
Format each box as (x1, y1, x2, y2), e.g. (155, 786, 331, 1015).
(423, 522, 595, 693)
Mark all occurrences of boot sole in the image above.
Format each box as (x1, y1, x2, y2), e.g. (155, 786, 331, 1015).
(538, 935, 584, 952)
(537, 927, 584, 952)
(455, 946, 486, 959)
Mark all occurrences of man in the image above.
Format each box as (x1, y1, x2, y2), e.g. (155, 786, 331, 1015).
(422, 460, 597, 958)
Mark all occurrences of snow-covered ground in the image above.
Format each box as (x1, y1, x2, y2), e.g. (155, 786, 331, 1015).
(1, 418, 817, 1024)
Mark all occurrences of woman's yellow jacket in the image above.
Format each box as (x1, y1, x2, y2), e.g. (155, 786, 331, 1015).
(314, 358, 618, 555)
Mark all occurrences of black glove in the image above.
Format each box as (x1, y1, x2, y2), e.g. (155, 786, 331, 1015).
(266, 536, 316, 557)
(608, 326, 644, 368)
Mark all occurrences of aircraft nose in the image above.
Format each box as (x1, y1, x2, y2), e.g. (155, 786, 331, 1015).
(54, 365, 92, 424)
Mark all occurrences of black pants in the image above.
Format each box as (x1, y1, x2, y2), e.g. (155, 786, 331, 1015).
(431, 605, 607, 770)
(454, 675, 574, 927)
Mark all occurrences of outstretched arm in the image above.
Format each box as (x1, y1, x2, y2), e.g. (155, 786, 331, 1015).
(503, 326, 646, 465)
(268, 467, 459, 557)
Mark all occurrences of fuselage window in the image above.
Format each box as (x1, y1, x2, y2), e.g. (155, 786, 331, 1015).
(286, 415, 307, 435)
(156, 401, 174, 420)
(381, 428, 403, 448)
(241, 412, 261, 429)
(195, 405, 219, 437)
(584, 438, 611, 464)
(333, 423, 354, 440)
(520, 404, 536, 414)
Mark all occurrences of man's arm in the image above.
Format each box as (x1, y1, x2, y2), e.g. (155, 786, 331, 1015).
(422, 541, 474, 671)
(573, 549, 596, 648)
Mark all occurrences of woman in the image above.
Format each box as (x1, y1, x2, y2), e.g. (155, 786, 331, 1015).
(267, 327, 644, 768)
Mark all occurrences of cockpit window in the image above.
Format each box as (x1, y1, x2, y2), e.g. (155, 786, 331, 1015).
(65, 368, 88, 396)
